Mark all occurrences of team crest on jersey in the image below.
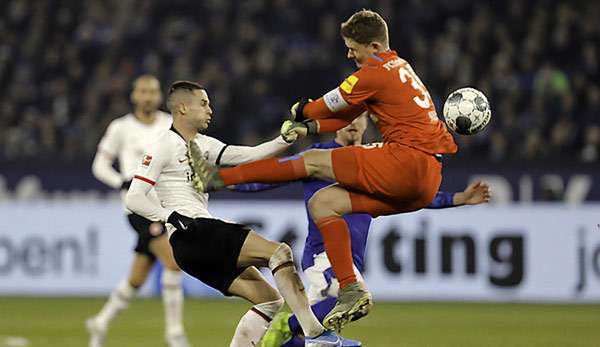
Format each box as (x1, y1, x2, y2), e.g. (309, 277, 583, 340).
(142, 154, 153, 167)
(340, 75, 359, 94)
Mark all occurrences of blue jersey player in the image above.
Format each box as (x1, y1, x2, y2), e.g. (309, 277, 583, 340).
(235, 115, 491, 347)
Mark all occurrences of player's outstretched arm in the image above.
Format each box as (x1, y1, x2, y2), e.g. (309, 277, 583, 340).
(292, 100, 365, 135)
(426, 181, 491, 209)
(291, 70, 375, 134)
(215, 135, 293, 166)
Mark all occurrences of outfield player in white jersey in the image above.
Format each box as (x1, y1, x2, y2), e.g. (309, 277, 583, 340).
(125, 81, 360, 347)
(87, 75, 191, 347)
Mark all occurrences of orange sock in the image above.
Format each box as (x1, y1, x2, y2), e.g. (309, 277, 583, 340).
(316, 216, 357, 289)
(219, 156, 307, 186)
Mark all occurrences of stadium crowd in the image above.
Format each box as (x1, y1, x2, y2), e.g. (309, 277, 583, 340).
(0, 0, 598, 163)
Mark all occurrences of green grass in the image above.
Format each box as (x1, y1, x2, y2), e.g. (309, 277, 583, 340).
(0, 297, 599, 346)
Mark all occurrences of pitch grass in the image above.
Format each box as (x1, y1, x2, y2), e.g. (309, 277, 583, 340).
(1, 297, 599, 346)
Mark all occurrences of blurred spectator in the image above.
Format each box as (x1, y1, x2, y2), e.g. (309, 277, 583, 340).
(0, 0, 598, 163)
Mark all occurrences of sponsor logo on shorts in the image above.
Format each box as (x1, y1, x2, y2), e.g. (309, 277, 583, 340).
(177, 220, 188, 231)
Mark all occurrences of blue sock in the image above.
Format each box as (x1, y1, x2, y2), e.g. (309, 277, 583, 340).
(288, 296, 337, 334)
(281, 335, 304, 347)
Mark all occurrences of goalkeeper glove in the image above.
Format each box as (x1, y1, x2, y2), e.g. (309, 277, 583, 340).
(290, 98, 313, 122)
(281, 119, 319, 141)
(280, 120, 303, 143)
(167, 211, 195, 232)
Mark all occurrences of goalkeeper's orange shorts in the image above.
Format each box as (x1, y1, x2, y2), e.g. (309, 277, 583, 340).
(331, 142, 442, 217)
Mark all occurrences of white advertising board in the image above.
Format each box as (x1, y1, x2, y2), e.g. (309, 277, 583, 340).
(1, 200, 599, 302)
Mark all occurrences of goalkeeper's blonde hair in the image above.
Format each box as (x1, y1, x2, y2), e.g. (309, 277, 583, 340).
(341, 9, 389, 46)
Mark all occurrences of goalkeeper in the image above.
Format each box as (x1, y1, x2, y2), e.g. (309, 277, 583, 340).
(234, 114, 491, 347)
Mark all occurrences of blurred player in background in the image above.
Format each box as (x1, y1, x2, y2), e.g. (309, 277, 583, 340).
(87, 75, 191, 347)
(126, 81, 360, 347)
(188, 9, 458, 331)
(234, 115, 490, 346)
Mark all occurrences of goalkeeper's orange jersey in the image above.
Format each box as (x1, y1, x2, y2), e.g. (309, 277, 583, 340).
(307, 50, 457, 155)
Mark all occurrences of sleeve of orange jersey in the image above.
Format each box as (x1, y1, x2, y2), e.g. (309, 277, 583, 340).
(304, 101, 365, 132)
(303, 68, 376, 133)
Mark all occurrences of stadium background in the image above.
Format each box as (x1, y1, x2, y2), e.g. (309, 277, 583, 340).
(1, 0, 599, 346)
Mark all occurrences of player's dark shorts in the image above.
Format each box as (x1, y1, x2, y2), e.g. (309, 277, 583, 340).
(127, 213, 167, 260)
(169, 218, 251, 296)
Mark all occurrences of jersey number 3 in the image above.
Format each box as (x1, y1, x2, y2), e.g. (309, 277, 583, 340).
(399, 65, 433, 109)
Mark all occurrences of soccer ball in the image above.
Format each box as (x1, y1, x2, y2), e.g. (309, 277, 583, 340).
(443, 87, 491, 135)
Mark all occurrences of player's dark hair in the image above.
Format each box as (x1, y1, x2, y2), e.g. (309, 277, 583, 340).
(168, 80, 205, 95)
(167, 81, 205, 112)
(341, 9, 388, 46)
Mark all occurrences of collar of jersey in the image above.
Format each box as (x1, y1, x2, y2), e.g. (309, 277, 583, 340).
(365, 50, 397, 66)
(169, 125, 187, 142)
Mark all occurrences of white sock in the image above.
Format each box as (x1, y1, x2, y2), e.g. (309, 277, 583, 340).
(95, 279, 136, 330)
(229, 298, 283, 347)
(161, 269, 184, 337)
(269, 244, 324, 338)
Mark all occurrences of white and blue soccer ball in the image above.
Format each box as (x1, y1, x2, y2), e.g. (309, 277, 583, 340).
(443, 87, 491, 135)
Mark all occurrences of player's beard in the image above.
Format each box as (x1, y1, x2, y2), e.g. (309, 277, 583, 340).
(198, 118, 210, 131)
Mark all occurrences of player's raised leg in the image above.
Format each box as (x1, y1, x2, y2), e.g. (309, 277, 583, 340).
(193, 146, 373, 331)
(149, 235, 190, 347)
(188, 144, 373, 333)
(86, 254, 154, 347)
(226, 267, 285, 347)
(188, 144, 336, 192)
(312, 180, 437, 332)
